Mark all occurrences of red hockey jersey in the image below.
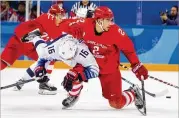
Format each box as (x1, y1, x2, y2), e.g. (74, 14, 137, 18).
(14, 13, 73, 41)
(68, 18, 140, 74)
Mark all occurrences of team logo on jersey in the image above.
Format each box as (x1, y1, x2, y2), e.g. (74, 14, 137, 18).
(87, 40, 107, 49)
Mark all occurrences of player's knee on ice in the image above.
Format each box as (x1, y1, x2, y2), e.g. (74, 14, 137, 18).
(108, 98, 126, 109)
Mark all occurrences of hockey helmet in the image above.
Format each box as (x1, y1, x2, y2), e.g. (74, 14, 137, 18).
(48, 4, 65, 15)
(58, 37, 78, 60)
(94, 6, 114, 19)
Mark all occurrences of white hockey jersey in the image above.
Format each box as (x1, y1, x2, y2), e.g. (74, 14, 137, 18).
(33, 34, 99, 79)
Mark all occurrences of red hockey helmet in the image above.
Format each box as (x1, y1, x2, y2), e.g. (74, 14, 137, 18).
(48, 4, 65, 15)
(94, 6, 114, 19)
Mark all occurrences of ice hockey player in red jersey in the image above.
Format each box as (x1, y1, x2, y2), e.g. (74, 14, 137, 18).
(62, 6, 148, 110)
(0, 4, 67, 70)
(0, 4, 72, 95)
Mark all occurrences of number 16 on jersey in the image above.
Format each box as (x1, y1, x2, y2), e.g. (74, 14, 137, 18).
(48, 45, 55, 54)
(79, 49, 89, 58)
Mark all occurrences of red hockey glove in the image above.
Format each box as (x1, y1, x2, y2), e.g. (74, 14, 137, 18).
(73, 64, 86, 81)
(62, 64, 86, 92)
(62, 69, 79, 92)
(34, 66, 46, 78)
(131, 63, 148, 81)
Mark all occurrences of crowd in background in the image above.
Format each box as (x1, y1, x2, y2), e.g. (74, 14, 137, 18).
(1, 1, 26, 22)
(160, 5, 179, 25)
(0, 0, 97, 22)
(1, 0, 179, 26)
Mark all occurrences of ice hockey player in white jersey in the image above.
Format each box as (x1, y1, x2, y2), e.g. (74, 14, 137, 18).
(33, 34, 98, 69)
(17, 33, 99, 97)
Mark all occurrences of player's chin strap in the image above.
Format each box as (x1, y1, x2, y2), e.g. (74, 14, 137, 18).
(96, 20, 104, 32)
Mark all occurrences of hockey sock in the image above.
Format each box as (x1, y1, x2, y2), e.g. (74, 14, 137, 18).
(46, 61, 55, 77)
(69, 81, 83, 96)
(122, 90, 135, 107)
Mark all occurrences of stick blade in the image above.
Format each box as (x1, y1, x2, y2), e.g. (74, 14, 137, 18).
(155, 89, 169, 97)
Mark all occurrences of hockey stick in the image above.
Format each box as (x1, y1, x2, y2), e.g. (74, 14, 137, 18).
(120, 64, 179, 89)
(148, 75, 179, 89)
(122, 77, 147, 115)
(0, 79, 35, 90)
(122, 77, 168, 97)
(141, 78, 147, 116)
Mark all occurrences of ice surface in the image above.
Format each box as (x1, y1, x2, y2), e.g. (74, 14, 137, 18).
(1, 68, 178, 118)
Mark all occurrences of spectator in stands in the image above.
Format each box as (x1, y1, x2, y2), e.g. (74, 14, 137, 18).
(9, 1, 26, 22)
(29, 5, 38, 20)
(16, 1, 26, 22)
(0, 1, 15, 21)
(160, 5, 179, 26)
(70, 0, 97, 19)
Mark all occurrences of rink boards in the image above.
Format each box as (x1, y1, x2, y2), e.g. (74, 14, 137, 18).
(1, 23, 179, 71)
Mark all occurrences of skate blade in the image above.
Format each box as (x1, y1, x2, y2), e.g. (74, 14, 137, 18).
(136, 106, 147, 116)
(62, 103, 75, 110)
(62, 106, 70, 109)
(62, 96, 80, 110)
(38, 89, 57, 95)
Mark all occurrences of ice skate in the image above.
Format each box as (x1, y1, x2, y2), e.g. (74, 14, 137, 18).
(62, 84, 83, 109)
(37, 76, 57, 95)
(132, 85, 144, 110)
(38, 82, 57, 95)
(62, 95, 80, 109)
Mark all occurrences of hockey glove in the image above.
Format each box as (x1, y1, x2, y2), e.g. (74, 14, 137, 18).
(131, 63, 148, 81)
(34, 66, 46, 78)
(21, 29, 41, 42)
(62, 64, 86, 92)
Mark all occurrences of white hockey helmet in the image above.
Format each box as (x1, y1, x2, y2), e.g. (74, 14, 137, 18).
(58, 39, 78, 60)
